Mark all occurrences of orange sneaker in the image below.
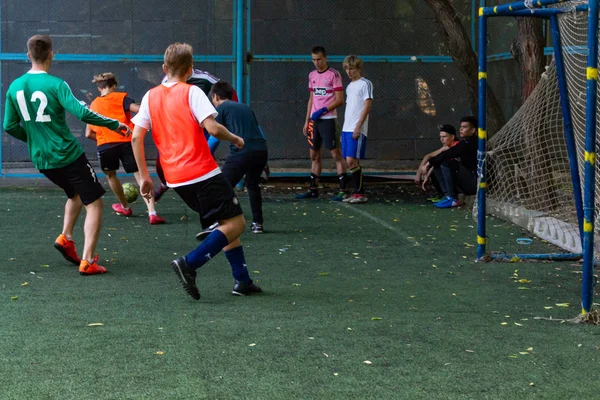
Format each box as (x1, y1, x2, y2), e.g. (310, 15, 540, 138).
(54, 234, 80, 265)
(149, 214, 166, 225)
(79, 259, 107, 275)
(112, 203, 133, 216)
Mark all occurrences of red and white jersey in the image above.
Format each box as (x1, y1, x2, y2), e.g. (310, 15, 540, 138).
(308, 68, 343, 119)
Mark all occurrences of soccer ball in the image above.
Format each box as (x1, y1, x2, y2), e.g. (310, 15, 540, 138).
(122, 183, 139, 203)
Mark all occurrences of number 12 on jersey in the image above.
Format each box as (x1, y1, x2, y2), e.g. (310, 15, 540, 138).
(16, 90, 52, 122)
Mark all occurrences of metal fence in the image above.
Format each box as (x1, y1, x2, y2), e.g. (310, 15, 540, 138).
(0, 0, 520, 174)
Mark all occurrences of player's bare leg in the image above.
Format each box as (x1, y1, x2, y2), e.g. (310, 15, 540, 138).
(62, 194, 83, 239)
(54, 194, 84, 265)
(134, 171, 165, 224)
(78, 198, 107, 275)
(106, 170, 129, 208)
(310, 148, 322, 177)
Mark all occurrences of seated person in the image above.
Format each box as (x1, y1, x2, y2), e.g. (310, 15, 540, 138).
(414, 124, 459, 201)
(429, 116, 479, 208)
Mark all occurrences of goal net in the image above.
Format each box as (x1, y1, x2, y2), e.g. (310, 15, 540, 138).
(477, 2, 599, 255)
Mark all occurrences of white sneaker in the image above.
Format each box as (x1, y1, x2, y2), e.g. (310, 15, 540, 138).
(349, 195, 368, 204)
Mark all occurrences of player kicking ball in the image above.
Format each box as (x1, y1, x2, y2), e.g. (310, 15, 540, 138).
(131, 43, 262, 299)
(3, 35, 131, 275)
(86, 72, 165, 225)
(341, 55, 373, 204)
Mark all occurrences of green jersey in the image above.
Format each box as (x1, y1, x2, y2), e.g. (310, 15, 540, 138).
(3, 71, 120, 170)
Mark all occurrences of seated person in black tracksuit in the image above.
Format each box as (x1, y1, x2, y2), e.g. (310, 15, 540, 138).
(428, 116, 478, 208)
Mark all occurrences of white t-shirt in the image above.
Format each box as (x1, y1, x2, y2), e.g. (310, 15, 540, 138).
(131, 82, 217, 130)
(342, 78, 373, 136)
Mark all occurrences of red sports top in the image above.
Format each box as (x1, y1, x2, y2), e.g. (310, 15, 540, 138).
(148, 83, 218, 185)
(89, 92, 133, 146)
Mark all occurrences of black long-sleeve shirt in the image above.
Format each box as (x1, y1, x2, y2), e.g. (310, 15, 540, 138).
(429, 135, 478, 172)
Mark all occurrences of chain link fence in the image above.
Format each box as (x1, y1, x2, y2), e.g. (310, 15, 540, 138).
(0, 0, 521, 172)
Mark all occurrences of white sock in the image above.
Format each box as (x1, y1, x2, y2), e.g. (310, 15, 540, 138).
(149, 211, 157, 216)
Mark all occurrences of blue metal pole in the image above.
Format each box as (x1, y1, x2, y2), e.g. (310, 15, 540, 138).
(231, 0, 237, 88)
(582, 0, 599, 314)
(245, 0, 251, 105)
(477, 9, 488, 260)
(235, 0, 244, 102)
(550, 15, 584, 243)
(0, 0, 3, 177)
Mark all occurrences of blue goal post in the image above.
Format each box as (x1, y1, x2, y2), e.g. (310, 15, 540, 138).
(477, 0, 597, 314)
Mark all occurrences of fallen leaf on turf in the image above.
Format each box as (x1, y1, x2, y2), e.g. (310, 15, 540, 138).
(41, 264, 49, 268)
(324, 353, 329, 358)
(248, 343, 256, 347)
(371, 317, 382, 321)
(319, 272, 329, 276)
(155, 351, 164, 355)
(450, 228, 457, 231)
(253, 270, 260, 274)
(501, 322, 508, 326)
(9, 258, 16, 261)
(518, 287, 530, 290)
(544, 306, 553, 309)
(410, 295, 416, 299)
(87, 323, 104, 327)
(527, 347, 533, 352)
(333, 373, 339, 376)
(11, 296, 18, 301)
(120, 237, 127, 241)
(518, 279, 531, 284)
(530, 382, 535, 387)
(20, 282, 29, 287)
(519, 352, 529, 355)
(308, 337, 315, 340)
(363, 360, 373, 365)
(292, 283, 301, 286)
(347, 327, 352, 331)
(508, 355, 518, 359)
(107, 227, 117, 231)
(465, 350, 475, 353)
(514, 322, 523, 326)
(555, 303, 570, 307)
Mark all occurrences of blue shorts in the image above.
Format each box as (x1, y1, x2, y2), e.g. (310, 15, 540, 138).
(341, 131, 367, 159)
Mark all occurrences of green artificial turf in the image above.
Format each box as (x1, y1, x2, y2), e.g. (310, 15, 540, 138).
(0, 186, 598, 399)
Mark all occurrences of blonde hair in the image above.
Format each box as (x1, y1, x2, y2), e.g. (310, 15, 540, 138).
(343, 55, 363, 71)
(92, 72, 117, 89)
(164, 43, 193, 77)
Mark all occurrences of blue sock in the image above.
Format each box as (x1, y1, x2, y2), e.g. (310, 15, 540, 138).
(224, 245, 251, 284)
(185, 230, 229, 270)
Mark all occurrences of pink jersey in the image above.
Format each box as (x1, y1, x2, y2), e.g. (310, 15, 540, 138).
(308, 68, 343, 119)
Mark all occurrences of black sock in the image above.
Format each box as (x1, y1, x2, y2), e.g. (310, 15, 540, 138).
(338, 174, 347, 191)
(310, 173, 319, 192)
(351, 166, 364, 194)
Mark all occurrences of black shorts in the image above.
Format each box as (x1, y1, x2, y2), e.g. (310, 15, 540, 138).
(174, 173, 243, 229)
(308, 118, 338, 150)
(98, 142, 138, 173)
(41, 153, 106, 206)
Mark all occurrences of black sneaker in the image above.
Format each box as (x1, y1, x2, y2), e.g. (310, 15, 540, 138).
(195, 222, 219, 241)
(171, 257, 200, 300)
(251, 222, 264, 234)
(232, 280, 263, 296)
(154, 184, 169, 202)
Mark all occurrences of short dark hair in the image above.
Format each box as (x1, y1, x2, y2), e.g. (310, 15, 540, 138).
(210, 81, 234, 101)
(312, 46, 327, 57)
(27, 35, 52, 63)
(92, 72, 118, 89)
(460, 116, 478, 129)
(438, 124, 457, 136)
